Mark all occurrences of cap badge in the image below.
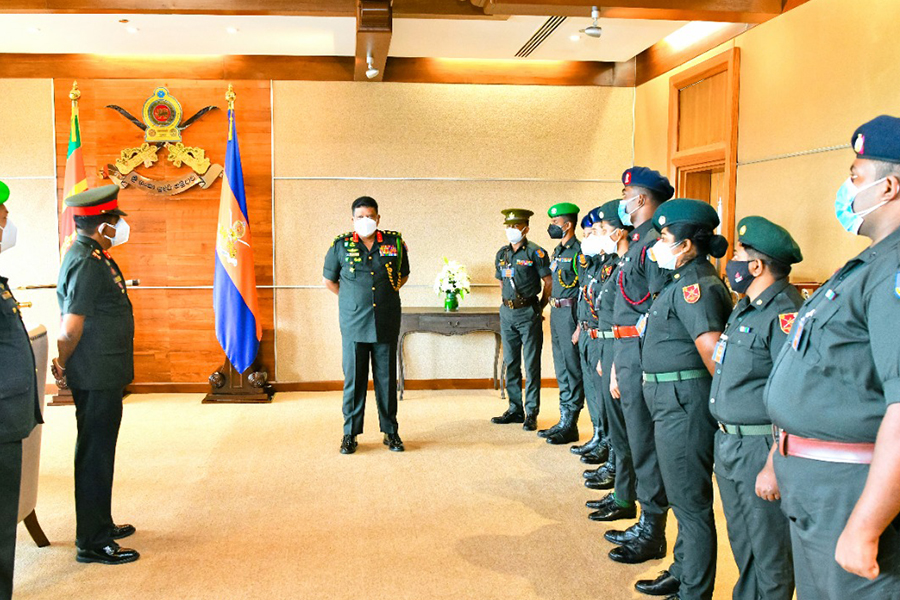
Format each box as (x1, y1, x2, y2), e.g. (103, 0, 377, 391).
(854, 134, 865, 155)
(659, 215, 666, 226)
(624, 171, 632, 185)
(739, 225, 747, 235)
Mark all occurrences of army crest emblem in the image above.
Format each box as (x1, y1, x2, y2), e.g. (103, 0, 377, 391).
(682, 284, 701, 304)
(779, 312, 797, 334)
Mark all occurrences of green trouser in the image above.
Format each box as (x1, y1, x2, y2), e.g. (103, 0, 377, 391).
(774, 452, 900, 600)
(341, 339, 399, 436)
(599, 339, 636, 505)
(644, 377, 717, 600)
(0, 441, 22, 600)
(500, 303, 543, 416)
(578, 332, 605, 430)
(714, 431, 794, 600)
(550, 304, 583, 413)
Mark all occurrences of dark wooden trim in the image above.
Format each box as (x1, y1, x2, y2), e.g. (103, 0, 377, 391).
(635, 23, 751, 86)
(355, 0, 392, 82)
(475, 0, 783, 22)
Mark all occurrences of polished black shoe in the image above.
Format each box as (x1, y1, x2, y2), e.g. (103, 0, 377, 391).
(605, 513, 648, 545)
(491, 409, 525, 424)
(340, 435, 358, 455)
(537, 419, 563, 438)
(522, 414, 538, 431)
(608, 513, 668, 564)
(570, 426, 602, 455)
(588, 496, 637, 522)
(584, 461, 614, 479)
(110, 524, 136, 540)
(546, 410, 579, 444)
(580, 444, 609, 464)
(635, 570, 680, 596)
(76, 543, 140, 565)
(383, 433, 405, 452)
(585, 473, 615, 490)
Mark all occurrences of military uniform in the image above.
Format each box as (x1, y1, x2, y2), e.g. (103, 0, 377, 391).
(575, 250, 614, 438)
(641, 200, 733, 600)
(323, 229, 410, 438)
(709, 217, 803, 600)
(494, 213, 550, 419)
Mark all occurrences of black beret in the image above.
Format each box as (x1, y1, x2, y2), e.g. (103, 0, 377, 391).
(851, 115, 900, 164)
(737, 216, 803, 265)
(653, 198, 719, 232)
(622, 167, 674, 200)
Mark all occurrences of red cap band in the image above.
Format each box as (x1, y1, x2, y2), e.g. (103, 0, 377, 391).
(71, 199, 118, 216)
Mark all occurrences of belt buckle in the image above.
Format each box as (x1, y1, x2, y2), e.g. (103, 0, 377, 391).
(718, 422, 728, 434)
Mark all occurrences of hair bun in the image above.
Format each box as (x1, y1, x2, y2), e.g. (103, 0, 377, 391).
(709, 234, 729, 259)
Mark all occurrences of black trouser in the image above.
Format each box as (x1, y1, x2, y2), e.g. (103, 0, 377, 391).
(72, 388, 124, 551)
(599, 339, 636, 505)
(500, 303, 543, 416)
(0, 441, 22, 600)
(341, 339, 399, 436)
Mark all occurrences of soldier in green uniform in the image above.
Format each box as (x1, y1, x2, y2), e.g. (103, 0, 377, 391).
(539, 202, 584, 445)
(709, 216, 803, 600)
(52, 184, 139, 565)
(637, 199, 732, 600)
(766, 115, 900, 599)
(491, 209, 551, 431)
(0, 182, 43, 598)
(605, 168, 672, 565)
(583, 199, 638, 523)
(323, 196, 410, 455)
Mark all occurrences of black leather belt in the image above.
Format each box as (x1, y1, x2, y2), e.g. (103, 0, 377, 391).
(550, 297, 576, 308)
(502, 296, 538, 309)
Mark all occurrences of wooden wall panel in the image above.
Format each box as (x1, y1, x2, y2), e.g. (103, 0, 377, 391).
(53, 79, 274, 384)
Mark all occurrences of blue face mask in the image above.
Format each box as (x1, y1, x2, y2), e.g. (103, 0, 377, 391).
(834, 176, 888, 235)
(618, 195, 640, 227)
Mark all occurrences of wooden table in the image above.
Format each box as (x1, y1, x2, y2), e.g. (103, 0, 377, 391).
(398, 307, 504, 400)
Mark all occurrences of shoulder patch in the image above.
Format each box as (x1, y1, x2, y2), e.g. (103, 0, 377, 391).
(779, 312, 797, 334)
(535, 248, 545, 259)
(579, 254, 588, 268)
(682, 283, 701, 304)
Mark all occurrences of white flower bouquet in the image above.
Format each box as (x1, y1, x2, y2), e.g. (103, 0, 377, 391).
(434, 258, 471, 310)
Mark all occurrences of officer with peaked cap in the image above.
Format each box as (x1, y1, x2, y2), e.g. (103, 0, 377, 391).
(709, 216, 804, 600)
(0, 181, 43, 598)
(492, 208, 552, 430)
(766, 115, 900, 597)
(52, 184, 139, 565)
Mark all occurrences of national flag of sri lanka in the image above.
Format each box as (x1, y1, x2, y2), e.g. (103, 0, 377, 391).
(60, 96, 87, 256)
(213, 106, 261, 374)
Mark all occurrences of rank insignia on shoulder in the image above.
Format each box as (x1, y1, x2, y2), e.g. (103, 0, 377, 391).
(779, 312, 797, 334)
(90, 250, 102, 260)
(579, 255, 587, 268)
(682, 283, 701, 304)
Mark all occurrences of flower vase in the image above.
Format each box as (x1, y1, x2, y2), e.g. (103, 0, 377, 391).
(444, 291, 460, 312)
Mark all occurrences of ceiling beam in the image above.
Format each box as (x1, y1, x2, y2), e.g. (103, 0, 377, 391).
(355, 0, 391, 82)
(471, 0, 786, 23)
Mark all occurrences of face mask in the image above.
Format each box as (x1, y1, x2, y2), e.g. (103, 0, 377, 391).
(0, 219, 17, 253)
(547, 224, 565, 239)
(596, 232, 618, 256)
(580, 234, 604, 257)
(725, 260, 755, 294)
(834, 176, 888, 235)
(354, 216, 377, 238)
(505, 227, 524, 245)
(618, 195, 641, 227)
(100, 218, 130, 247)
(651, 239, 684, 271)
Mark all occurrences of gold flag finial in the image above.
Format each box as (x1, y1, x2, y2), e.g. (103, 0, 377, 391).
(225, 84, 235, 111)
(69, 81, 81, 103)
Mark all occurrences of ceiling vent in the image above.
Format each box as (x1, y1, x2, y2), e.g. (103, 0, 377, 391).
(515, 16, 566, 58)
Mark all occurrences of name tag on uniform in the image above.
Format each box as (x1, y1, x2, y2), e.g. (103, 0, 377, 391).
(516, 259, 533, 266)
(713, 335, 728, 364)
(503, 268, 515, 278)
(379, 245, 398, 257)
(550, 260, 558, 272)
(636, 313, 648, 338)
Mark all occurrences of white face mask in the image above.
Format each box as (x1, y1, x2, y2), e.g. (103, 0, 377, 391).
(651, 239, 684, 271)
(505, 227, 524, 245)
(0, 219, 17, 253)
(580, 233, 604, 257)
(100, 218, 130, 247)
(354, 216, 377, 238)
(596, 232, 618, 256)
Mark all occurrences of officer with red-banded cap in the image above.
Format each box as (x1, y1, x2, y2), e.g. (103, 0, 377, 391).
(765, 115, 900, 598)
(52, 184, 140, 565)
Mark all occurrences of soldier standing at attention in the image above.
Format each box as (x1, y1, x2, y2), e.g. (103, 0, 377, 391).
(491, 209, 551, 431)
(52, 184, 139, 565)
(604, 168, 672, 565)
(709, 216, 803, 600)
(636, 199, 733, 600)
(0, 182, 43, 597)
(766, 115, 900, 598)
(323, 196, 410, 455)
(539, 203, 584, 445)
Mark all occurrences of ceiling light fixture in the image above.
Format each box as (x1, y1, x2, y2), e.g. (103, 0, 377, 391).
(226, 26, 239, 34)
(366, 54, 379, 79)
(663, 21, 729, 51)
(569, 34, 580, 42)
(579, 6, 602, 39)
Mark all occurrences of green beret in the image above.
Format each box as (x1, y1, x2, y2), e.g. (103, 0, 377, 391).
(0, 180, 9, 206)
(596, 199, 626, 229)
(653, 198, 719, 232)
(502, 208, 533, 225)
(548, 202, 579, 218)
(64, 184, 127, 217)
(737, 216, 803, 265)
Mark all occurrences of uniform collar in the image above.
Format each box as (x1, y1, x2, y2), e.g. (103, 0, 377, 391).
(630, 219, 655, 243)
(352, 230, 384, 244)
(508, 237, 528, 252)
(856, 224, 900, 263)
(672, 255, 706, 278)
(746, 278, 791, 311)
(558, 236, 578, 250)
(76, 234, 104, 251)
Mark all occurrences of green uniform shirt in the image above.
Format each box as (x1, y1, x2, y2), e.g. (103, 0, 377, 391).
(576, 253, 617, 326)
(56, 235, 135, 391)
(550, 237, 581, 299)
(709, 279, 803, 425)
(613, 220, 668, 327)
(323, 230, 410, 343)
(642, 257, 732, 374)
(494, 239, 551, 301)
(596, 256, 621, 331)
(766, 227, 900, 443)
(0, 276, 42, 443)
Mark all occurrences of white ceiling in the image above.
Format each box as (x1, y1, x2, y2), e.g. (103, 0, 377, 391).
(0, 13, 689, 62)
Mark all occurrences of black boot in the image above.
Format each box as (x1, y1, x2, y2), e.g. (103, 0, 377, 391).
(584, 461, 615, 490)
(546, 410, 579, 444)
(580, 440, 610, 464)
(584, 458, 614, 480)
(537, 416, 564, 438)
(605, 512, 647, 545)
(635, 569, 680, 596)
(608, 512, 667, 564)
(588, 493, 637, 522)
(570, 426, 601, 455)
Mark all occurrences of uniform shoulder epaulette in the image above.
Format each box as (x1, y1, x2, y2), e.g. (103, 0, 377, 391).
(332, 231, 353, 245)
(382, 229, 402, 239)
(89, 248, 104, 261)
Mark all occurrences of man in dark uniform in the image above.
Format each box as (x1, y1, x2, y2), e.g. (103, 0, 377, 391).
(0, 182, 43, 598)
(710, 216, 803, 600)
(539, 202, 584, 445)
(52, 184, 139, 565)
(324, 196, 410, 455)
(605, 167, 672, 564)
(766, 115, 900, 599)
(491, 208, 551, 431)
